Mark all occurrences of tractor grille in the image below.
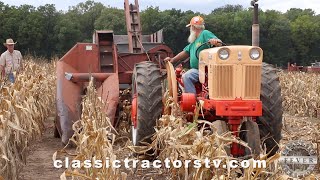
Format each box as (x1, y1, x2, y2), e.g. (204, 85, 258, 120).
(213, 65, 233, 99)
(244, 65, 261, 99)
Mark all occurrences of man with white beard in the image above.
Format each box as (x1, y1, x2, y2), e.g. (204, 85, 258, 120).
(164, 16, 221, 94)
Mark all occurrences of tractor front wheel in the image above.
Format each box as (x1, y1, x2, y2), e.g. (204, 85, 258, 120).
(131, 62, 163, 146)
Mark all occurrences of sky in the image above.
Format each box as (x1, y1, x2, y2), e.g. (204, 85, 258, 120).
(1, 0, 320, 14)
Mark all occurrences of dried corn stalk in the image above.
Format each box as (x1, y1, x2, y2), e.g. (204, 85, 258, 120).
(279, 72, 320, 117)
(54, 71, 320, 179)
(0, 58, 56, 179)
(55, 78, 122, 180)
(139, 96, 282, 179)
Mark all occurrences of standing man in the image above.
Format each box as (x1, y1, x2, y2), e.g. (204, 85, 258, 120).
(0, 38, 23, 83)
(165, 16, 222, 94)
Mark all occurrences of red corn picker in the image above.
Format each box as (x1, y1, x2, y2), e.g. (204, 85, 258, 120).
(55, 0, 173, 145)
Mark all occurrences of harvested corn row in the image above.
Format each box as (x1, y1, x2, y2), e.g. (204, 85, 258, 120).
(279, 72, 320, 117)
(55, 78, 122, 180)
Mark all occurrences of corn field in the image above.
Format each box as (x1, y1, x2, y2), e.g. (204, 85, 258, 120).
(1, 61, 319, 179)
(279, 71, 320, 117)
(0, 58, 56, 179)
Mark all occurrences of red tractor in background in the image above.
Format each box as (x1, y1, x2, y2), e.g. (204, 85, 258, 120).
(288, 61, 320, 73)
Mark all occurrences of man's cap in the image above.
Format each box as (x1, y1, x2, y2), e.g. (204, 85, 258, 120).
(186, 16, 205, 27)
(3, 38, 17, 46)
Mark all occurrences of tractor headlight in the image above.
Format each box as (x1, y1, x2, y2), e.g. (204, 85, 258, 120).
(250, 48, 260, 60)
(218, 48, 229, 60)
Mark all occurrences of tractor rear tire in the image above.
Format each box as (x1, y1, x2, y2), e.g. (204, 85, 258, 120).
(257, 63, 283, 156)
(131, 62, 163, 146)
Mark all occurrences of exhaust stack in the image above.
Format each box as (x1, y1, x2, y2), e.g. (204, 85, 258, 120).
(251, 0, 259, 47)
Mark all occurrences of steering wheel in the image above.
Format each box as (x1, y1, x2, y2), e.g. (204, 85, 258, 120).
(195, 41, 227, 60)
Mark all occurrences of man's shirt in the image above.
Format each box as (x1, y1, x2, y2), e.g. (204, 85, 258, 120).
(0, 50, 23, 74)
(183, 30, 218, 69)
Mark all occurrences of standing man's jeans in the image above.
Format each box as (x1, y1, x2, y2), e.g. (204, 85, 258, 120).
(7, 72, 15, 83)
(182, 69, 199, 94)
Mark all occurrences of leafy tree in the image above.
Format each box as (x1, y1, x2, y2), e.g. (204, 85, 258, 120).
(141, 6, 167, 34)
(0, 0, 319, 65)
(37, 4, 59, 58)
(70, 0, 104, 42)
(285, 8, 315, 21)
(212, 4, 244, 14)
(259, 10, 293, 66)
(17, 5, 44, 56)
(0, 6, 21, 46)
(95, 8, 126, 34)
(54, 11, 82, 55)
(290, 14, 320, 65)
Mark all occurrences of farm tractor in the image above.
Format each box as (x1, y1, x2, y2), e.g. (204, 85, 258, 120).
(55, 0, 283, 157)
(287, 61, 320, 73)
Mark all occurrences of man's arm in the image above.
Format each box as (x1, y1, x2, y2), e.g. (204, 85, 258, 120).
(0, 55, 5, 77)
(208, 38, 222, 46)
(18, 51, 23, 71)
(204, 30, 222, 46)
(165, 51, 189, 64)
(0, 65, 3, 76)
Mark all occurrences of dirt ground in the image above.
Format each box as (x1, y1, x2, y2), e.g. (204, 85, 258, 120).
(18, 117, 169, 180)
(19, 114, 320, 179)
(19, 117, 65, 180)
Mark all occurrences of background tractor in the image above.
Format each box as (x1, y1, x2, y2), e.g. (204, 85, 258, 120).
(287, 61, 320, 73)
(130, 0, 283, 157)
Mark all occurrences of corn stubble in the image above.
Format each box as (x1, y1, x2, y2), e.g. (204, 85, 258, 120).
(279, 71, 320, 179)
(2, 59, 319, 180)
(279, 72, 320, 117)
(0, 59, 55, 179)
(137, 97, 281, 180)
(55, 78, 123, 180)
(64, 71, 320, 179)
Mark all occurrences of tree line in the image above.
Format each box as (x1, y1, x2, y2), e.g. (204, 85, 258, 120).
(0, 0, 319, 67)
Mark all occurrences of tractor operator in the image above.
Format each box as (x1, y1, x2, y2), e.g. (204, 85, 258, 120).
(0, 38, 23, 83)
(164, 16, 222, 94)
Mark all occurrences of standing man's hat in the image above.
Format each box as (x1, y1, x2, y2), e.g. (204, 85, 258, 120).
(3, 38, 17, 46)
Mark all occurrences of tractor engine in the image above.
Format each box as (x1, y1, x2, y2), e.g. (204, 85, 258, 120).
(181, 46, 263, 115)
(179, 46, 264, 157)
